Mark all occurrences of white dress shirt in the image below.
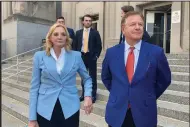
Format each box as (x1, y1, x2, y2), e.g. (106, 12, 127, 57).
(124, 40, 142, 73)
(81, 27, 91, 52)
(50, 48, 65, 75)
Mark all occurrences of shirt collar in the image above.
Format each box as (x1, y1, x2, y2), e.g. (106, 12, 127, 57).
(125, 40, 142, 52)
(83, 27, 91, 32)
(50, 47, 65, 60)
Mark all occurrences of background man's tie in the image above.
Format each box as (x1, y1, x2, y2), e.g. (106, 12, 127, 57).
(83, 29, 89, 53)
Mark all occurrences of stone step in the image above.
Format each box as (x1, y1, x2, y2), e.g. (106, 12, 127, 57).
(3, 69, 189, 87)
(2, 73, 189, 104)
(98, 53, 189, 60)
(165, 54, 189, 59)
(79, 87, 189, 123)
(3, 64, 189, 79)
(2, 64, 32, 72)
(171, 72, 189, 82)
(97, 65, 189, 73)
(2, 70, 32, 78)
(2, 110, 27, 127)
(76, 78, 189, 105)
(2, 59, 33, 66)
(3, 55, 189, 69)
(3, 72, 189, 100)
(2, 95, 108, 127)
(94, 72, 190, 83)
(2, 79, 30, 92)
(96, 65, 190, 73)
(2, 82, 189, 123)
(169, 65, 189, 73)
(2, 68, 33, 76)
(97, 59, 189, 68)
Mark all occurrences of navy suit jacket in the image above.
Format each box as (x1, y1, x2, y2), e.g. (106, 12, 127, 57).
(119, 30, 150, 44)
(74, 28, 102, 59)
(67, 27, 75, 49)
(101, 41, 171, 127)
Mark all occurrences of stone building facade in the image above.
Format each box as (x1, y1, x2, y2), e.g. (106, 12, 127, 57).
(1, 2, 56, 58)
(62, 1, 189, 53)
(1, 2, 189, 59)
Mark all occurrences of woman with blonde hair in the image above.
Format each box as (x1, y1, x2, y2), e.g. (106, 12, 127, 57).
(28, 23, 93, 127)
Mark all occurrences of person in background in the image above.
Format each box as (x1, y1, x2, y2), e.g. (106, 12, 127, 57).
(56, 16, 76, 49)
(75, 14, 102, 103)
(119, 5, 150, 44)
(101, 11, 171, 127)
(28, 23, 93, 127)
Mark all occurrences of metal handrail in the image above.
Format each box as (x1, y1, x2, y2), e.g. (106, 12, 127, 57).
(2, 57, 33, 71)
(2, 67, 32, 81)
(1, 45, 44, 62)
(2, 45, 44, 82)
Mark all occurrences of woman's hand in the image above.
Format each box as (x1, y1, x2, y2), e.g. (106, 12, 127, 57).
(84, 96, 93, 115)
(28, 120, 39, 127)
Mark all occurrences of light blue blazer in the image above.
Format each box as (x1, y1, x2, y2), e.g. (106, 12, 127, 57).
(29, 50, 92, 121)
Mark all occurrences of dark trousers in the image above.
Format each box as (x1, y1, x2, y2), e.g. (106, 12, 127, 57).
(109, 109, 136, 127)
(81, 52, 97, 98)
(37, 99, 79, 127)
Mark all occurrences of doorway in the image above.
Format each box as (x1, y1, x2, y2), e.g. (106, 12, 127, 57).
(145, 5, 171, 53)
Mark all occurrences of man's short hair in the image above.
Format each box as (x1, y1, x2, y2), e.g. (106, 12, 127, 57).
(121, 5, 134, 13)
(57, 16, 65, 21)
(82, 14, 92, 21)
(121, 11, 144, 26)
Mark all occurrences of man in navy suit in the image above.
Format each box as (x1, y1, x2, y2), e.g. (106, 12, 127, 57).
(101, 11, 171, 127)
(75, 14, 102, 103)
(56, 16, 76, 49)
(119, 5, 150, 44)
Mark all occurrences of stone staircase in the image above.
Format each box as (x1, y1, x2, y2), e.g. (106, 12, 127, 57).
(1, 52, 189, 127)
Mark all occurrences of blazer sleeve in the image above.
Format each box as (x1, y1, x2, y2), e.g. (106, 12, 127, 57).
(101, 49, 112, 91)
(29, 52, 41, 121)
(155, 49, 171, 99)
(77, 53, 92, 97)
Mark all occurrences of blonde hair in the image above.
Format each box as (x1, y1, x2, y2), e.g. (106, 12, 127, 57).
(45, 23, 72, 56)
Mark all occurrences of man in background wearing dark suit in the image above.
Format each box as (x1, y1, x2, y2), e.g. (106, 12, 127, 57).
(56, 16, 75, 49)
(119, 5, 150, 44)
(75, 14, 102, 103)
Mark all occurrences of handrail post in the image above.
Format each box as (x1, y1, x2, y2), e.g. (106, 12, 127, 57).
(17, 56, 19, 82)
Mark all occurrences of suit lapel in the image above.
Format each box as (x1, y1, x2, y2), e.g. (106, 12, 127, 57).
(116, 43, 130, 84)
(131, 41, 150, 85)
(60, 51, 75, 79)
(43, 55, 62, 84)
(88, 28, 92, 44)
(79, 29, 83, 50)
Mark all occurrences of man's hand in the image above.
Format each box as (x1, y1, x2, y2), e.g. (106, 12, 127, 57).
(28, 120, 39, 127)
(84, 96, 93, 115)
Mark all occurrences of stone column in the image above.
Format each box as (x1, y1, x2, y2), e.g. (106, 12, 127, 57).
(104, 2, 109, 48)
(12, 2, 24, 14)
(7, 2, 12, 16)
(181, 2, 189, 52)
(62, 2, 72, 28)
(115, 2, 122, 39)
(71, 3, 76, 30)
(2, 2, 8, 20)
(108, 2, 116, 39)
(170, 2, 183, 53)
